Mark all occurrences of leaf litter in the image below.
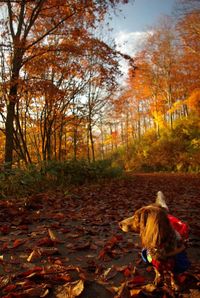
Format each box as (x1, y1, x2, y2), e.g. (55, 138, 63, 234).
(0, 173, 200, 297)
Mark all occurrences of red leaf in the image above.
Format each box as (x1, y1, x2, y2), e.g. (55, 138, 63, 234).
(2, 242, 9, 251)
(18, 225, 29, 231)
(146, 266, 152, 272)
(13, 239, 24, 248)
(178, 273, 187, 284)
(3, 284, 17, 292)
(124, 268, 132, 277)
(129, 275, 146, 285)
(98, 249, 106, 259)
(19, 266, 43, 277)
(37, 237, 54, 247)
(0, 226, 10, 235)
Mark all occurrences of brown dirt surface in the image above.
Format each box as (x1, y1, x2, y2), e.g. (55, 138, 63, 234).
(0, 173, 200, 297)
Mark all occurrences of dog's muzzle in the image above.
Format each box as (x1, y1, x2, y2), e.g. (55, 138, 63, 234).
(119, 216, 134, 232)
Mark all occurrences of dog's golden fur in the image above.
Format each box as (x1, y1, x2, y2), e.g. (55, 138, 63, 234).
(125, 204, 178, 259)
(119, 195, 186, 291)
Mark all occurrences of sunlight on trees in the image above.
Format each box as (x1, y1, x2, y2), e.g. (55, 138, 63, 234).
(0, 0, 199, 173)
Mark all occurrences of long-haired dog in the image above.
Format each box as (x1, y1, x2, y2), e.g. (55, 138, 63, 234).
(119, 191, 190, 291)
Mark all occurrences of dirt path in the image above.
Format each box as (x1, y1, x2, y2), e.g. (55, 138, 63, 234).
(0, 173, 199, 297)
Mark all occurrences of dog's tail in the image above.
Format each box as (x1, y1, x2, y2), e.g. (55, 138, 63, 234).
(156, 191, 169, 211)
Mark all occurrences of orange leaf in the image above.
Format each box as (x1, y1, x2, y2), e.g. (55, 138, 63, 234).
(13, 239, 24, 248)
(130, 288, 142, 297)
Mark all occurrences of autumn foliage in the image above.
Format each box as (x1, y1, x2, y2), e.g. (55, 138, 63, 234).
(105, 4, 200, 172)
(0, 0, 199, 173)
(0, 0, 131, 167)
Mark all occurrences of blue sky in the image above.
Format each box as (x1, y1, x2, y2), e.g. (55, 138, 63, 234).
(110, 0, 176, 33)
(105, 0, 177, 77)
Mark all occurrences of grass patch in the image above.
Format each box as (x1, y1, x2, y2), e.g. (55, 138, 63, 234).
(0, 159, 123, 198)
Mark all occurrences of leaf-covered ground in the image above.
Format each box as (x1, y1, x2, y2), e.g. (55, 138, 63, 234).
(0, 173, 200, 297)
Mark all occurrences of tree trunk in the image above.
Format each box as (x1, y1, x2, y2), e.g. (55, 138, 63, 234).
(73, 127, 78, 161)
(89, 123, 95, 162)
(15, 105, 32, 164)
(100, 120, 105, 159)
(109, 123, 114, 152)
(4, 47, 23, 168)
(5, 101, 15, 168)
(86, 129, 90, 163)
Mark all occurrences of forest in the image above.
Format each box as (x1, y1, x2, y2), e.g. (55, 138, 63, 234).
(0, 2, 200, 297)
(0, 0, 199, 177)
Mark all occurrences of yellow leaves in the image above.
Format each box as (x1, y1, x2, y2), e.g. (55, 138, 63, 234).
(168, 100, 185, 114)
(130, 283, 156, 296)
(112, 281, 157, 297)
(55, 280, 84, 298)
(152, 111, 165, 128)
(111, 282, 127, 297)
(141, 283, 157, 292)
(191, 138, 200, 149)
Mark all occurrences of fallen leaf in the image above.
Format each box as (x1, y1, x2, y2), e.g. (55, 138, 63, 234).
(13, 239, 24, 248)
(130, 288, 142, 297)
(0, 225, 10, 235)
(3, 283, 17, 293)
(37, 237, 54, 247)
(19, 266, 44, 278)
(21, 285, 49, 297)
(177, 273, 187, 284)
(40, 288, 50, 297)
(40, 247, 60, 256)
(48, 228, 59, 242)
(55, 279, 84, 298)
(123, 268, 132, 277)
(141, 283, 157, 292)
(146, 266, 152, 273)
(112, 282, 129, 298)
(0, 276, 11, 289)
(101, 266, 118, 281)
(128, 275, 146, 285)
(27, 249, 41, 262)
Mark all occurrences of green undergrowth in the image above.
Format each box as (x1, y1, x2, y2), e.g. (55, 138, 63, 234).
(0, 159, 123, 198)
(111, 117, 200, 173)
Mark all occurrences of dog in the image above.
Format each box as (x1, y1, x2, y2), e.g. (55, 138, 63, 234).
(119, 191, 190, 291)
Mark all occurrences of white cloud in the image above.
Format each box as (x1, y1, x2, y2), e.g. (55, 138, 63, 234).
(114, 30, 148, 82)
(115, 31, 147, 56)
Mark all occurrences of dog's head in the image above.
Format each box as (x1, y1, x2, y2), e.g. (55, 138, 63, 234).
(119, 206, 147, 233)
(119, 192, 176, 249)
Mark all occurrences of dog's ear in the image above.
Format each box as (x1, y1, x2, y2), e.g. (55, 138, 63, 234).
(140, 206, 174, 249)
(139, 207, 154, 247)
(139, 207, 149, 230)
(156, 191, 169, 211)
(132, 207, 147, 232)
